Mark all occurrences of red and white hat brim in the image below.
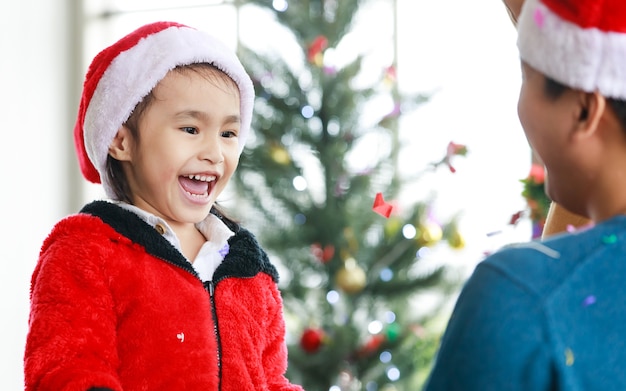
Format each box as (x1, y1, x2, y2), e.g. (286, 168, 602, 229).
(517, 0, 626, 100)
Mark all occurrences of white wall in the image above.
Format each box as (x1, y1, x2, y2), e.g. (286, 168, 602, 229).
(0, 0, 81, 388)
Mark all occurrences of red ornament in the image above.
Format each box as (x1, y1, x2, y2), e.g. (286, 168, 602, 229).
(355, 334, 385, 358)
(300, 328, 325, 353)
(311, 242, 335, 263)
(526, 163, 545, 184)
(307, 35, 328, 65)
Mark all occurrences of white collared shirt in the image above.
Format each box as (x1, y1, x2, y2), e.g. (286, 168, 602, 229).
(115, 202, 234, 282)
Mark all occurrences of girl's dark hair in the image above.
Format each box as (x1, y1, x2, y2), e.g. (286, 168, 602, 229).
(544, 76, 626, 130)
(104, 63, 240, 224)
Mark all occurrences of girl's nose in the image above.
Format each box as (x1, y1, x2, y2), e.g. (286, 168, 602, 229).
(199, 134, 224, 164)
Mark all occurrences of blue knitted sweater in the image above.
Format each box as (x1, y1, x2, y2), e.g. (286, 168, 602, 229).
(424, 215, 626, 391)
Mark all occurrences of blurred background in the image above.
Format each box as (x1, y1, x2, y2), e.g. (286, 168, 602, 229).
(1, 0, 534, 389)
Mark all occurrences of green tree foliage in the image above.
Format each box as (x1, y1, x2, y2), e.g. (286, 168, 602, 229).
(231, 1, 465, 389)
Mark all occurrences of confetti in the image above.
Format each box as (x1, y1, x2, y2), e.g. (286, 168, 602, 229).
(602, 234, 617, 244)
(534, 8, 545, 28)
(218, 244, 230, 258)
(444, 141, 468, 174)
(509, 211, 524, 225)
(564, 348, 575, 366)
(486, 230, 502, 237)
(372, 192, 393, 218)
(582, 295, 596, 307)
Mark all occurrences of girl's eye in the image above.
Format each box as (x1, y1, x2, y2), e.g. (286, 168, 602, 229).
(221, 130, 238, 138)
(181, 126, 198, 135)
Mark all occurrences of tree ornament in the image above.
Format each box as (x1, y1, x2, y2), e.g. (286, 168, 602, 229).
(416, 221, 443, 247)
(269, 143, 291, 165)
(300, 327, 325, 354)
(311, 242, 335, 263)
(384, 322, 401, 342)
(384, 216, 403, 238)
(445, 220, 466, 250)
(356, 334, 386, 358)
(335, 257, 367, 294)
(447, 228, 465, 250)
(307, 35, 328, 67)
(520, 163, 550, 238)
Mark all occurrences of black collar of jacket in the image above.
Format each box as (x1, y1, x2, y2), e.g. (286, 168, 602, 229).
(80, 201, 279, 283)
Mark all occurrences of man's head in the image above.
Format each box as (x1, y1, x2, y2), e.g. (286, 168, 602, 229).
(516, 0, 626, 220)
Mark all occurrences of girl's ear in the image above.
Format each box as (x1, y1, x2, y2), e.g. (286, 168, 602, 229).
(108, 126, 133, 161)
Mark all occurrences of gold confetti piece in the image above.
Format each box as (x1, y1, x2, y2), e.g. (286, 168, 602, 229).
(565, 348, 575, 366)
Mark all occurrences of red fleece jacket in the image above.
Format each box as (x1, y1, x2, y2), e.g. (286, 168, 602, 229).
(24, 201, 303, 391)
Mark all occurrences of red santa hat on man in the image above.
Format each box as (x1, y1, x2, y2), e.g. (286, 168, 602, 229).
(74, 21, 255, 199)
(517, 0, 626, 100)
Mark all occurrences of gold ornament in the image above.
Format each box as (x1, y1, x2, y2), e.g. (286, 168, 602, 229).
(270, 144, 291, 165)
(384, 216, 403, 238)
(447, 227, 466, 249)
(335, 257, 367, 294)
(416, 221, 443, 247)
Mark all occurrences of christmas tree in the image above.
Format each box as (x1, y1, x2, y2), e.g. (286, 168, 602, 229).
(229, 0, 467, 389)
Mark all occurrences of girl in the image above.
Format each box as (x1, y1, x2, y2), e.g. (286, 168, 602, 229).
(24, 21, 303, 391)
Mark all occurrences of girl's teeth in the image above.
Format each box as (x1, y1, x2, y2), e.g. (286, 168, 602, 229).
(188, 174, 215, 182)
(184, 190, 209, 198)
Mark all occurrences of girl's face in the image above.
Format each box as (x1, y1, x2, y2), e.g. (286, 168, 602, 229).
(120, 68, 241, 228)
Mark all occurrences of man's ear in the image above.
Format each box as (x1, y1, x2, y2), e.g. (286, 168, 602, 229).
(575, 91, 606, 138)
(108, 126, 133, 161)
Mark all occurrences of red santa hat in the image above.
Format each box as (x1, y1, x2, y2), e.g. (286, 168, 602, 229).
(74, 21, 254, 198)
(517, 0, 626, 99)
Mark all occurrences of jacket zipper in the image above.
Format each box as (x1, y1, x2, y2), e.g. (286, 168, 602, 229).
(205, 280, 223, 391)
(155, 250, 254, 390)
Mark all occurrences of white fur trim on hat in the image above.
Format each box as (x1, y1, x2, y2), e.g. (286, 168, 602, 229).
(517, 0, 626, 100)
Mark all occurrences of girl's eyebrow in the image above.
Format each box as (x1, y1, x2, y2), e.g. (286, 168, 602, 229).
(175, 110, 241, 124)
(175, 110, 209, 121)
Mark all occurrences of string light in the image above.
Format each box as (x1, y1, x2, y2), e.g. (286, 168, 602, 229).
(401, 224, 416, 239)
(293, 176, 308, 191)
(272, 0, 288, 12)
(326, 290, 340, 304)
